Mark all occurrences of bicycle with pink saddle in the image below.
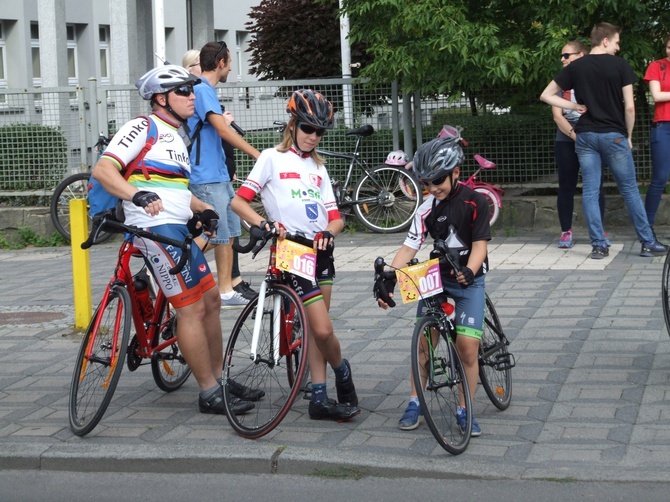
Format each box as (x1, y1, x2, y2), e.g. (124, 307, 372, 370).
(385, 125, 504, 226)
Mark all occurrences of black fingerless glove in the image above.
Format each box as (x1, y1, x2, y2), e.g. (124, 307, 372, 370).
(199, 209, 219, 234)
(374, 274, 397, 308)
(132, 191, 160, 208)
(314, 230, 335, 249)
(459, 266, 475, 287)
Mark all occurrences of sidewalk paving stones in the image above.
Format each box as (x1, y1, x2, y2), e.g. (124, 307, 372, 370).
(1, 228, 670, 481)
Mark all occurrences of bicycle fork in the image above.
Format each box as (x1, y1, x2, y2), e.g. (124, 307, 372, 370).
(249, 280, 283, 367)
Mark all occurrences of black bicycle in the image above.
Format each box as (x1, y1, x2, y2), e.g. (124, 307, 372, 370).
(50, 134, 114, 243)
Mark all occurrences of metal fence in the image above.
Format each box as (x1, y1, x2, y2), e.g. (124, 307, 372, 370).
(0, 78, 657, 201)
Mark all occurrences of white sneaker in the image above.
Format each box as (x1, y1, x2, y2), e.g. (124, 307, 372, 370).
(220, 291, 249, 309)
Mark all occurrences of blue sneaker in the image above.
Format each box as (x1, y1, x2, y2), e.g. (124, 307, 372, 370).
(456, 407, 481, 437)
(398, 401, 423, 430)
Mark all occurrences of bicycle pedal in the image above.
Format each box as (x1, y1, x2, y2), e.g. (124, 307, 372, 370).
(301, 381, 313, 400)
(493, 352, 516, 371)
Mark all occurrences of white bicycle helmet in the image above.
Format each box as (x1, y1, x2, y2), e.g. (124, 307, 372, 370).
(135, 65, 200, 100)
(385, 150, 409, 166)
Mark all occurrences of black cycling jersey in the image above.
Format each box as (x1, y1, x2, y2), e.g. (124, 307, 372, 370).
(406, 182, 491, 279)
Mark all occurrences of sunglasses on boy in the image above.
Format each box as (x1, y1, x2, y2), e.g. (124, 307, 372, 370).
(297, 122, 326, 137)
(421, 175, 449, 187)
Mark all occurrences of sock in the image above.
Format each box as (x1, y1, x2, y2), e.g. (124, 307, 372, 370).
(311, 383, 327, 403)
(200, 384, 220, 399)
(410, 396, 419, 406)
(220, 291, 234, 300)
(333, 360, 350, 382)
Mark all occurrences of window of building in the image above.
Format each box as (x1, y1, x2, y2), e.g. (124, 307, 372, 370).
(235, 31, 247, 82)
(99, 25, 110, 84)
(0, 22, 6, 104)
(66, 24, 78, 86)
(31, 23, 41, 89)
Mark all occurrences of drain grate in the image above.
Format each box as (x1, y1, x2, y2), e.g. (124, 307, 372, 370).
(0, 312, 66, 325)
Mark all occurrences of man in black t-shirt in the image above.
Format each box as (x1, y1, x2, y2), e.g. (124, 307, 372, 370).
(540, 22, 668, 259)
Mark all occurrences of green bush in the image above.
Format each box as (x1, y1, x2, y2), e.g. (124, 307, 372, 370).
(0, 123, 68, 191)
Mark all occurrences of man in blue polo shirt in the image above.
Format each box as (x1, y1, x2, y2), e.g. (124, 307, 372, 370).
(187, 41, 261, 307)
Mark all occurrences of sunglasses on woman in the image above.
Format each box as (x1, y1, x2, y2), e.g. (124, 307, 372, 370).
(297, 122, 326, 137)
(421, 175, 448, 187)
(172, 85, 195, 97)
(561, 52, 580, 60)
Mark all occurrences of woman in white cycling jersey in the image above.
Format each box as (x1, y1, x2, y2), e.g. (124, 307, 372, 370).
(231, 89, 360, 422)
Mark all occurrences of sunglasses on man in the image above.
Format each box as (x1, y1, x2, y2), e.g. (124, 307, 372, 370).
(297, 122, 326, 137)
(561, 52, 580, 59)
(172, 85, 195, 97)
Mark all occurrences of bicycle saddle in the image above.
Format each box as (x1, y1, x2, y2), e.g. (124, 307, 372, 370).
(346, 124, 375, 137)
(474, 154, 496, 169)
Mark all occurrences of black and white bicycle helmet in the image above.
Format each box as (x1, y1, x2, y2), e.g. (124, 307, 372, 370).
(135, 65, 200, 100)
(286, 89, 335, 129)
(412, 137, 464, 182)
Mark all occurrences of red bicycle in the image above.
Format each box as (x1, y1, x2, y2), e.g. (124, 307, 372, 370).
(68, 210, 192, 436)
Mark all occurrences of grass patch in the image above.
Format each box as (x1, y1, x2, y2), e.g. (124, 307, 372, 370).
(0, 226, 67, 249)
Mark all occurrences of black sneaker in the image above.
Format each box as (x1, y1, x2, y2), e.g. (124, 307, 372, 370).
(335, 359, 358, 407)
(590, 245, 609, 260)
(233, 281, 257, 301)
(308, 398, 360, 421)
(228, 378, 265, 402)
(199, 387, 255, 415)
(640, 240, 669, 257)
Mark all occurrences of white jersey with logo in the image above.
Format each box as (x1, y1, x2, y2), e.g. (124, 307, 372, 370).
(101, 112, 193, 228)
(237, 148, 340, 239)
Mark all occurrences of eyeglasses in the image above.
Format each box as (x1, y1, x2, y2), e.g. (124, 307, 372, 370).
(421, 175, 448, 187)
(297, 122, 326, 137)
(188, 62, 200, 69)
(172, 85, 194, 97)
(561, 52, 580, 59)
(214, 41, 228, 61)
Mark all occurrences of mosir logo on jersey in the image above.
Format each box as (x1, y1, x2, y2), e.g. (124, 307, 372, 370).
(309, 174, 322, 188)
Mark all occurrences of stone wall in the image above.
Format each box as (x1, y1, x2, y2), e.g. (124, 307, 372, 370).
(0, 207, 56, 243)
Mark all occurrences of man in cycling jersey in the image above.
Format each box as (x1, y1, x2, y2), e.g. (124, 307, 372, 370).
(91, 65, 260, 416)
(375, 137, 491, 436)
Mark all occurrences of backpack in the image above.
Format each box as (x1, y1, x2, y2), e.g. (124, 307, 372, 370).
(88, 116, 158, 217)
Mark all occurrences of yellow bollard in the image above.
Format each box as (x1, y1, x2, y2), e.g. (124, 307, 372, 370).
(70, 199, 92, 330)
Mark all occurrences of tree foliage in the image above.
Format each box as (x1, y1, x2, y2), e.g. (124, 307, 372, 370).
(246, 0, 370, 80)
(342, 0, 670, 103)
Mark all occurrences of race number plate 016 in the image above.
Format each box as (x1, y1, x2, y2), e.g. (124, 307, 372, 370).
(396, 258, 442, 304)
(276, 239, 316, 280)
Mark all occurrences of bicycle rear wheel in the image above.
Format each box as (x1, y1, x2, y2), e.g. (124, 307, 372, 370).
(69, 285, 131, 436)
(151, 298, 191, 392)
(50, 172, 113, 243)
(474, 186, 501, 226)
(223, 283, 309, 439)
(353, 165, 422, 233)
(479, 294, 513, 410)
(411, 316, 471, 454)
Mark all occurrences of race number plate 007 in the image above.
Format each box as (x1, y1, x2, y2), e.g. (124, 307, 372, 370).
(396, 258, 443, 304)
(276, 239, 316, 280)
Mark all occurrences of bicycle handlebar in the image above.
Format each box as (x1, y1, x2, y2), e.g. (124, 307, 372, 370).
(233, 225, 275, 258)
(81, 209, 193, 275)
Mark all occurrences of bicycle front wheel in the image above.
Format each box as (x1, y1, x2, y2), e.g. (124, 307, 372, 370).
(151, 299, 191, 392)
(50, 172, 113, 243)
(474, 186, 501, 226)
(69, 285, 131, 436)
(223, 283, 309, 439)
(479, 294, 513, 410)
(353, 165, 422, 233)
(411, 316, 471, 455)
(663, 252, 670, 337)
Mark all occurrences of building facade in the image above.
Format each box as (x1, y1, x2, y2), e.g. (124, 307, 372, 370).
(0, 0, 258, 99)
